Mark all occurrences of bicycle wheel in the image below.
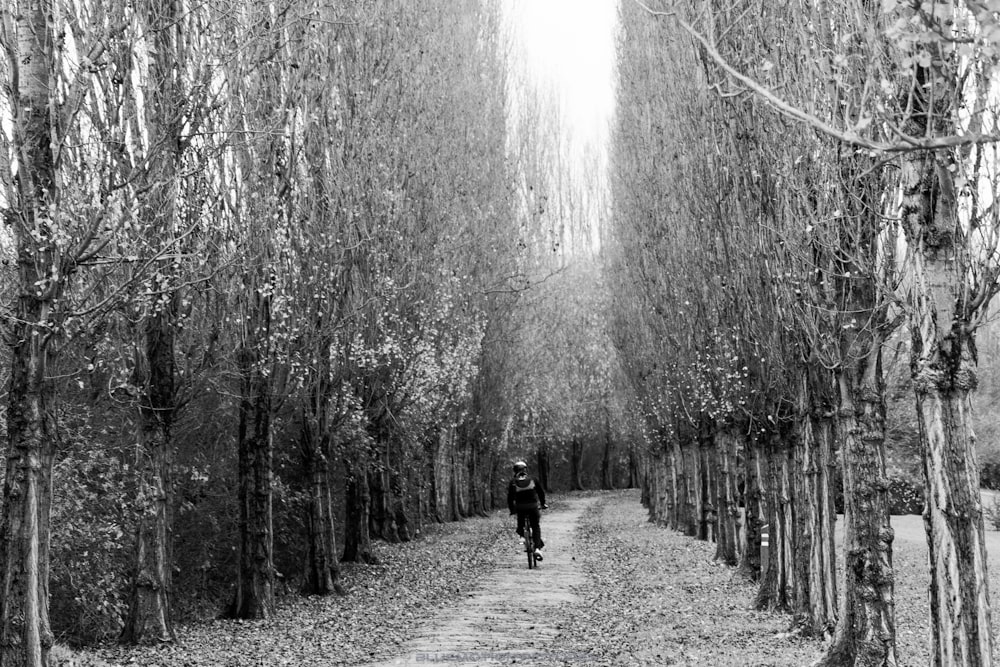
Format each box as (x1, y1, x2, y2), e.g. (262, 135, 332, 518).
(525, 524, 536, 569)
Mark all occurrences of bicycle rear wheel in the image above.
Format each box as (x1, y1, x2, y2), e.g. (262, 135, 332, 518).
(525, 524, 536, 569)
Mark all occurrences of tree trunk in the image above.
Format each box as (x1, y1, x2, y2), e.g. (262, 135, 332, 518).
(685, 440, 700, 537)
(668, 440, 681, 530)
(601, 428, 614, 491)
(799, 408, 838, 637)
(894, 16, 993, 664)
(368, 443, 399, 542)
(342, 453, 376, 563)
(227, 334, 275, 619)
(913, 371, 990, 667)
(298, 309, 344, 595)
(640, 452, 654, 516)
(570, 438, 584, 491)
(674, 438, 689, 533)
(639, 452, 652, 511)
(536, 445, 550, 493)
(817, 363, 896, 666)
(737, 433, 763, 581)
(791, 368, 838, 638)
(122, 304, 176, 643)
(466, 436, 486, 517)
(451, 443, 467, 519)
(755, 431, 793, 613)
(300, 415, 343, 596)
(698, 423, 715, 542)
(814, 415, 839, 632)
(391, 468, 412, 542)
(434, 427, 452, 522)
(714, 428, 740, 565)
(0, 331, 56, 667)
(0, 3, 59, 664)
(122, 0, 183, 642)
(902, 159, 993, 665)
(425, 436, 441, 523)
(627, 445, 639, 489)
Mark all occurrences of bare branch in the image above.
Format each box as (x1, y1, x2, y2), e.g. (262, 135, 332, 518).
(632, 1, 1000, 153)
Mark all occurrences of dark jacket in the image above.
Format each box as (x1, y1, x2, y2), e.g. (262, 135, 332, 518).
(507, 473, 546, 513)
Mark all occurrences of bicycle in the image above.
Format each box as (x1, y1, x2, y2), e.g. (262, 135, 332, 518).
(520, 503, 548, 569)
(524, 519, 537, 569)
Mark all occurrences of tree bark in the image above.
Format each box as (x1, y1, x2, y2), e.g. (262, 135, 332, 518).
(368, 444, 399, 543)
(915, 368, 989, 666)
(300, 415, 344, 596)
(425, 435, 442, 523)
(536, 445, 550, 493)
(818, 362, 896, 667)
(601, 427, 614, 491)
(392, 469, 412, 542)
(677, 440, 690, 533)
(466, 436, 487, 517)
(122, 303, 176, 642)
(799, 408, 838, 637)
(627, 445, 639, 489)
(902, 153, 993, 667)
(698, 422, 715, 542)
(813, 414, 839, 632)
(714, 428, 741, 565)
(755, 430, 794, 613)
(737, 433, 763, 581)
(668, 440, 681, 530)
(0, 324, 56, 667)
(570, 438, 584, 491)
(122, 0, 183, 642)
(342, 453, 376, 563)
(897, 39, 993, 665)
(0, 3, 60, 664)
(685, 439, 700, 538)
(817, 49, 897, 657)
(640, 452, 655, 519)
(226, 302, 275, 619)
(448, 440, 461, 521)
(791, 368, 838, 637)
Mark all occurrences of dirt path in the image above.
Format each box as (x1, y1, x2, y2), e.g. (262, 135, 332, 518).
(366, 495, 599, 666)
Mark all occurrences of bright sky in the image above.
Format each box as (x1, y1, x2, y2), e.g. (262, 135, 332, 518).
(505, 0, 618, 153)
(503, 0, 619, 249)
(509, 0, 617, 149)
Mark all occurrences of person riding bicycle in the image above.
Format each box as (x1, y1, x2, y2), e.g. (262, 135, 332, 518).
(507, 460, 547, 561)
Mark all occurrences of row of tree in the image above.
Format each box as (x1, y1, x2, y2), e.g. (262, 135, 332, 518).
(607, 1, 1000, 666)
(0, 0, 569, 664)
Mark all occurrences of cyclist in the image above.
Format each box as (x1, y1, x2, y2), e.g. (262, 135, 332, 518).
(507, 460, 547, 561)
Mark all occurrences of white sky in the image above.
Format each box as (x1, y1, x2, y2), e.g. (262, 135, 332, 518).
(503, 0, 618, 252)
(504, 0, 618, 163)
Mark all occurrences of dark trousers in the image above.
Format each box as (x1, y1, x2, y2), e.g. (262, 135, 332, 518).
(515, 509, 544, 549)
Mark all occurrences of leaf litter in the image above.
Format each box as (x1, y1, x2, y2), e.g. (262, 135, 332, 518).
(59, 489, 999, 666)
(71, 514, 511, 667)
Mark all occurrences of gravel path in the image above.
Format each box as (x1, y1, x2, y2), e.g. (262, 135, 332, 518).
(366, 496, 598, 666)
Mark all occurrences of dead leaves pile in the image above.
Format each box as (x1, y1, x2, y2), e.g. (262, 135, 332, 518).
(559, 491, 1000, 666)
(59, 491, 999, 667)
(75, 514, 510, 667)
(557, 490, 821, 666)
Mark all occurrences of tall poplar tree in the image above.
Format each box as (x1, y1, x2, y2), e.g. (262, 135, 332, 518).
(0, 3, 60, 663)
(121, 0, 186, 642)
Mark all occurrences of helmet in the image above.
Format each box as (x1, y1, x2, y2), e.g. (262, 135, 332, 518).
(512, 460, 527, 472)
